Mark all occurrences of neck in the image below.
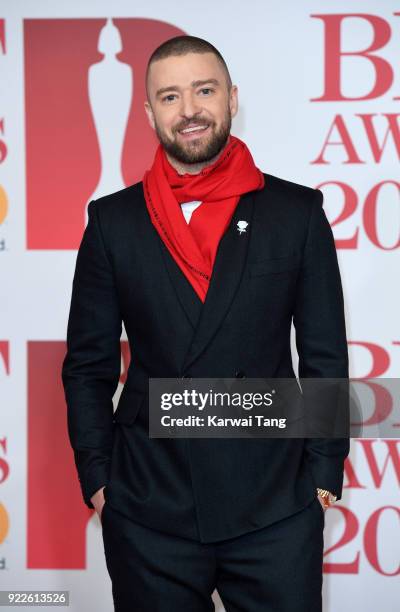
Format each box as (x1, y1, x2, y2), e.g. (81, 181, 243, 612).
(165, 139, 230, 176)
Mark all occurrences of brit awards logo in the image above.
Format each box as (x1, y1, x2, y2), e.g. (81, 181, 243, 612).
(24, 18, 185, 249)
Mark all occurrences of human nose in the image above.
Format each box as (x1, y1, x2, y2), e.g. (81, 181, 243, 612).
(180, 91, 201, 119)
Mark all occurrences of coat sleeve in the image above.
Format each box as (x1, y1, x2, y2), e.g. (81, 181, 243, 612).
(61, 199, 122, 508)
(293, 188, 350, 500)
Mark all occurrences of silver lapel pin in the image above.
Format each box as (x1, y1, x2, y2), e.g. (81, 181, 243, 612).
(237, 220, 248, 234)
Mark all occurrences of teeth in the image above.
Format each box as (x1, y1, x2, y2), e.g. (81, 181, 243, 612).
(181, 125, 208, 134)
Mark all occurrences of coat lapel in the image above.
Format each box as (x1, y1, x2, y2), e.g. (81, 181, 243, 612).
(158, 191, 256, 372)
(159, 240, 203, 330)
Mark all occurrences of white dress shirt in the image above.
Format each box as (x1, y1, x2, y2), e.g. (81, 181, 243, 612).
(180, 200, 202, 224)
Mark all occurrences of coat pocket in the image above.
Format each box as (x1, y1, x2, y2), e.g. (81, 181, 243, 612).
(113, 388, 146, 425)
(249, 253, 301, 277)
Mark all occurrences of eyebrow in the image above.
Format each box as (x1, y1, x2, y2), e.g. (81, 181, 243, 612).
(155, 78, 221, 98)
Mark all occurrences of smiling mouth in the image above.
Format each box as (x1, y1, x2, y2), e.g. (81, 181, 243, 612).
(178, 124, 210, 135)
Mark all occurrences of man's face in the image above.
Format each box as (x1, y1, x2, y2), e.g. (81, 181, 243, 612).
(145, 52, 238, 165)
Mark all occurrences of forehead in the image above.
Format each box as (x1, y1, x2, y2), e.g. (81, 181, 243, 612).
(147, 52, 226, 94)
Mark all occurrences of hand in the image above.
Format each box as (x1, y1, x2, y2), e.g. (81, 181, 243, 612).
(317, 493, 327, 512)
(90, 486, 106, 521)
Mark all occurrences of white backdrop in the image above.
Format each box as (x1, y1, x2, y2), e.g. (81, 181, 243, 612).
(0, 1, 399, 610)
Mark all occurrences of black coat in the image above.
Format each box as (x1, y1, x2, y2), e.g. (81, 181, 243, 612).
(61, 173, 349, 543)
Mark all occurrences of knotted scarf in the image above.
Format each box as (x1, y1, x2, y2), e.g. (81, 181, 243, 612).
(143, 135, 265, 302)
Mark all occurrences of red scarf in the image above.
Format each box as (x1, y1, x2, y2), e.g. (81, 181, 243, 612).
(143, 135, 265, 302)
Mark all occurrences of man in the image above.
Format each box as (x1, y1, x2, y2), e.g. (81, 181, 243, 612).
(62, 35, 349, 611)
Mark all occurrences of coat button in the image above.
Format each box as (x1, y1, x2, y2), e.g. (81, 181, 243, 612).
(235, 370, 245, 378)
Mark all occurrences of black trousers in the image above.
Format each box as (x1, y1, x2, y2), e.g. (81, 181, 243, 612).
(101, 496, 325, 612)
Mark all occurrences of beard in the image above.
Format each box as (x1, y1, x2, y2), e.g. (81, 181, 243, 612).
(154, 108, 232, 165)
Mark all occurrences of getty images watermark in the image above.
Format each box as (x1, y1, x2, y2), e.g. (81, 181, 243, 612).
(146, 377, 400, 438)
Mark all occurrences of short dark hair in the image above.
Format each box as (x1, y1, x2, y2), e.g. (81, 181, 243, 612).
(146, 35, 232, 97)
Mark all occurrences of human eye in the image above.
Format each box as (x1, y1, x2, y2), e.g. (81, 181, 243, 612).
(162, 93, 178, 103)
(198, 87, 214, 96)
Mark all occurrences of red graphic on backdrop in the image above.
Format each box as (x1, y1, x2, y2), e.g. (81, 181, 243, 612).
(24, 19, 185, 250)
(311, 113, 400, 165)
(313, 179, 400, 251)
(0, 341, 9, 375)
(27, 340, 130, 569)
(310, 13, 400, 101)
(323, 440, 400, 576)
(0, 20, 5, 54)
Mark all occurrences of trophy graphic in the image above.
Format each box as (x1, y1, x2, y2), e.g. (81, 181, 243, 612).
(84, 18, 133, 225)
